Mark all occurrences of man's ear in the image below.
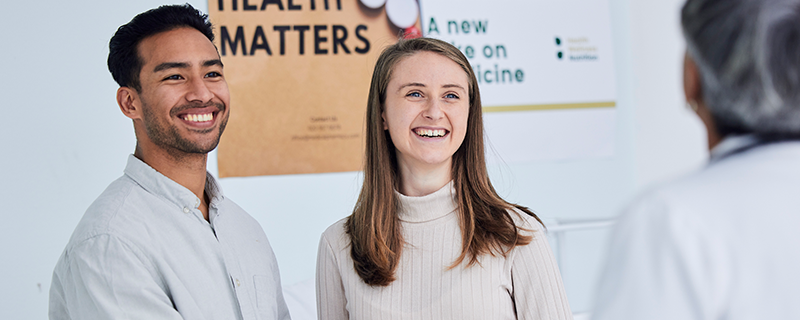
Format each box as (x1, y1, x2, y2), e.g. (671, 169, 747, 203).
(117, 87, 142, 120)
(683, 52, 703, 105)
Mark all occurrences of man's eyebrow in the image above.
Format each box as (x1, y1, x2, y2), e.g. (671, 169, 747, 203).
(203, 59, 223, 68)
(153, 60, 222, 73)
(153, 62, 189, 73)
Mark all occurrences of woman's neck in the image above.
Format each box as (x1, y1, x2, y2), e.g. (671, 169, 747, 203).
(397, 159, 452, 197)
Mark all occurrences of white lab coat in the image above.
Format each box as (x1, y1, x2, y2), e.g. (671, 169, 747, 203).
(593, 135, 800, 320)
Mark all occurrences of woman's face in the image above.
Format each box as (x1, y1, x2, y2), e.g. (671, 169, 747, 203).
(382, 51, 470, 172)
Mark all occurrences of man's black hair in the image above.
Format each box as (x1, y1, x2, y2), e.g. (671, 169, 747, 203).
(108, 4, 214, 92)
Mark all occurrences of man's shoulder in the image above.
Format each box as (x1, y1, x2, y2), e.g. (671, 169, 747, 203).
(54, 175, 157, 277)
(215, 196, 263, 228)
(66, 175, 155, 247)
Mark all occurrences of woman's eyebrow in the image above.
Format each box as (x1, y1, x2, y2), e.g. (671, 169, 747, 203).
(397, 82, 426, 92)
(442, 84, 465, 90)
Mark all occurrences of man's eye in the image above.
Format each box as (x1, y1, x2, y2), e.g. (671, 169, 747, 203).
(164, 75, 183, 80)
(206, 72, 222, 78)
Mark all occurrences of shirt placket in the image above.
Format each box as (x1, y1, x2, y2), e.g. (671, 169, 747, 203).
(210, 204, 257, 320)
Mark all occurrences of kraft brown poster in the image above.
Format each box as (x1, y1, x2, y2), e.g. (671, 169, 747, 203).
(209, 0, 422, 177)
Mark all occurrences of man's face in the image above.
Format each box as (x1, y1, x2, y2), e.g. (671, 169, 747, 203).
(134, 27, 230, 156)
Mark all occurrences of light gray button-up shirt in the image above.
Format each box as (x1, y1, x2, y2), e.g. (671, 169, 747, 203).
(49, 155, 290, 320)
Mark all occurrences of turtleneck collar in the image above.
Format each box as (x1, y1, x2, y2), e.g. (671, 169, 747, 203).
(396, 181, 457, 223)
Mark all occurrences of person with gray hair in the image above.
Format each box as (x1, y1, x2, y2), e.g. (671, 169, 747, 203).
(592, 0, 800, 319)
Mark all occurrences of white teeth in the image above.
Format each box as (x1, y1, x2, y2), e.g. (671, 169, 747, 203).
(415, 129, 446, 137)
(183, 113, 213, 122)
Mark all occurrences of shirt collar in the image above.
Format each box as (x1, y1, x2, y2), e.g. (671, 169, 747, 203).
(123, 154, 225, 214)
(708, 134, 760, 164)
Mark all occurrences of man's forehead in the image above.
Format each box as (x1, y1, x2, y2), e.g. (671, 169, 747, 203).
(137, 27, 219, 69)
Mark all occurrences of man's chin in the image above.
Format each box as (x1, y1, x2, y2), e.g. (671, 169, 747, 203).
(185, 140, 221, 155)
(179, 130, 224, 154)
(154, 137, 222, 157)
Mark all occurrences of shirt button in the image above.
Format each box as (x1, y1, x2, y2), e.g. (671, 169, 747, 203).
(195, 199, 200, 208)
(235, 279, 241, 287)
(183, 207, 190, 213)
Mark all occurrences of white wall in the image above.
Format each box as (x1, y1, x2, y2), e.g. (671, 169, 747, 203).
(629, 0, 709, 189)
(0, 0, 706, 318)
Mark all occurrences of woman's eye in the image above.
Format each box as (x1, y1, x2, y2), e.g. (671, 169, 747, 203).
(445, 93, 459, 99)
(407, 92, 422, 98)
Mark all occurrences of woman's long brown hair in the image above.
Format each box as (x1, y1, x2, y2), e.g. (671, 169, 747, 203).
(345, 37, 542, 286)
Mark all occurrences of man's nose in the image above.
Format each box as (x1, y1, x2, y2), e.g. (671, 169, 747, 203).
(186, 77, 214, 103)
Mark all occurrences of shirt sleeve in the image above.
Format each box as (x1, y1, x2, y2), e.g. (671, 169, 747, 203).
(315, 232, 349, 320)
(511, 218, 574, 320)
(52, 234, 183, 320)
(591, 193, 726, 320)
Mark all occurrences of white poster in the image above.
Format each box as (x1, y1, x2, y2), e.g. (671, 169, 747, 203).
(420, 0, 617, 162)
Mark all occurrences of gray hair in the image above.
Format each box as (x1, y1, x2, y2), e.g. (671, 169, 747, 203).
(682, 0, 800, 137)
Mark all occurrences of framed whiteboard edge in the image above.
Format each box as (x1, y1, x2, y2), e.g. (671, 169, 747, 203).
(483, 101, 616, 113)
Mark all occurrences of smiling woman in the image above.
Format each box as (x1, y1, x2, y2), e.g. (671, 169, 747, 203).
(381, 51, 470, 193)
(315, 37, 574, 319)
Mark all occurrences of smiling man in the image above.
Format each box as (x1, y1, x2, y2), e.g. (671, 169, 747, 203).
(48, 4, 290, 320)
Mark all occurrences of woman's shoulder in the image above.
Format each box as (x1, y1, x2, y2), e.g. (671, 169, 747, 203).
(320, 217, 351, 250)
(504, 208, 553, 265)
(508, 207, 545, 234)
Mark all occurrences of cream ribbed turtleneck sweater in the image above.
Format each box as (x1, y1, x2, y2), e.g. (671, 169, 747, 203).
(316, 182, 572, 320)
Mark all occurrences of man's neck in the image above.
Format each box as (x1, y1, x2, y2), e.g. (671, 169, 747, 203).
(134, 144, 210, 219)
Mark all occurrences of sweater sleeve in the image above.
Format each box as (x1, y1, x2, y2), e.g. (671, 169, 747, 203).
(511, 217, 573, 320)
(316, 231, 349, 320)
